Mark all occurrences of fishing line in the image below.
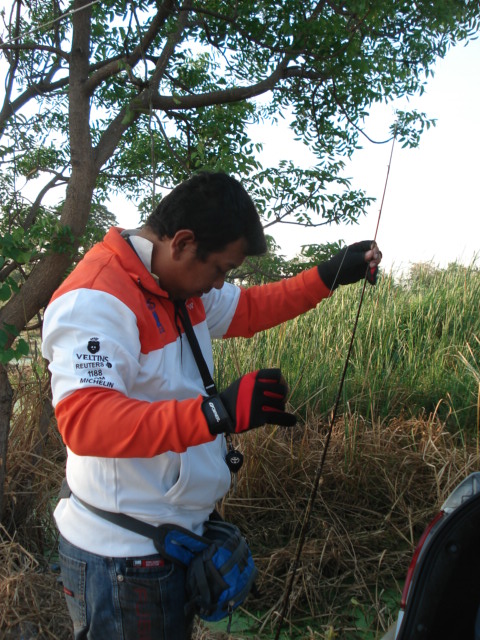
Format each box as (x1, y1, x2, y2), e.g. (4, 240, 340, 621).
(274, 126, 397, 640)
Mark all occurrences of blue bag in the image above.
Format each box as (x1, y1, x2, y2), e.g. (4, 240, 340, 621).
(157, 519, 258, 623)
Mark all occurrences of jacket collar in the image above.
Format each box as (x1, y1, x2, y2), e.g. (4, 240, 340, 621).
(104, 227, 170, 299)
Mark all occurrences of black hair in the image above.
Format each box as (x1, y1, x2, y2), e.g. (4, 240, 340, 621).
(145, 172, 267, 259)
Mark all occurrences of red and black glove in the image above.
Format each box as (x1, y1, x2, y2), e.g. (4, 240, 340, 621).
(201, 368, 297, 435)
(317, 241, 379, 290)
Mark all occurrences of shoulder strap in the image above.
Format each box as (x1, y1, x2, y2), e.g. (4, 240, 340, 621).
(73, 494, 167, 550)
(175, 299, 217, 396)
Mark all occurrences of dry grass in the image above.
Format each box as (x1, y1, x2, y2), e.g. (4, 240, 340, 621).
(0, 528, 71, 639)
(212, 412, 479, 638)
(1, 367, 479, 638)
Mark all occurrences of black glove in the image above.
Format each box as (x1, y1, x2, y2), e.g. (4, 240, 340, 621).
(317, 241, 379, 290)
(201, 368, 297, 435)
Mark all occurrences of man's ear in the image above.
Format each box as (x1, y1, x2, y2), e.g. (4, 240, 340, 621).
(170, 229, 196, 259)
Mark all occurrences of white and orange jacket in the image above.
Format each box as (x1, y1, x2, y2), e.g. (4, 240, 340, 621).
(42, 227, 331, 557)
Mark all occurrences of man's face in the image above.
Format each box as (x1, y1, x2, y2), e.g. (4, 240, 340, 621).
(156, 235, 247, 300)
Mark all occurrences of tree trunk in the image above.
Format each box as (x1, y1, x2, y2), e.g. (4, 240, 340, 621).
(0, 363, 13, 523)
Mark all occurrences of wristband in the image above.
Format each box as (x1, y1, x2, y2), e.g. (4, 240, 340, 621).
(201, 396, 234, 435)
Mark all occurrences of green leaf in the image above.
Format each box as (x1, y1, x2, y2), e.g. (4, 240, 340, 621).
(0, 283, 12, 301)
(15, 338, 30, 358)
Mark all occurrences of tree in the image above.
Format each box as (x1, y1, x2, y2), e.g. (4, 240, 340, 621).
(0, 0, 478, 518)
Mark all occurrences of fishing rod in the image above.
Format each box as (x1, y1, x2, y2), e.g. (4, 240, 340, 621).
(273, 127, 397, 640)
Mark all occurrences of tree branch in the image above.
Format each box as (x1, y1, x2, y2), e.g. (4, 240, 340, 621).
(0, 61, 66, 136)
(85, 0, 176, 94)
(0, 42, 69, 60)
(93, 0, 192, 170)
(22, 173, 68, 231)
(149, 0, 193, 90)
(149, 54, 291, 110)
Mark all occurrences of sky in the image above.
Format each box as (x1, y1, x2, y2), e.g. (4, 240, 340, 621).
(113, 35, 480, 276)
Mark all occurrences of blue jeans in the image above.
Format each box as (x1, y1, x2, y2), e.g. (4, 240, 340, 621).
(59, 535, 194, 640)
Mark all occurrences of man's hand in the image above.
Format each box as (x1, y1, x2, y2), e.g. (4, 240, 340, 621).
(317, 241, 383, 290)
(201, 368, 297, 435)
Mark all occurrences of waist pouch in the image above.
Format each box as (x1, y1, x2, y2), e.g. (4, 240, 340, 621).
(65, 485, 258, 624)
(162, 519, 258, 622)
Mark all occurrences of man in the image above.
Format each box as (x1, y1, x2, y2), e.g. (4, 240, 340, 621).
(42, 171, 382, 639)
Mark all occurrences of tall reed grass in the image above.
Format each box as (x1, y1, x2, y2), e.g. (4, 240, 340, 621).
(214, 261, 480, 437)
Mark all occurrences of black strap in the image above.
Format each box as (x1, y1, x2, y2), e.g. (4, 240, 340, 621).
(175, 301, 240, 466)
(72, 493, 192, 565)
(175, 299, 217, 397)
(75, 494, 160, 541)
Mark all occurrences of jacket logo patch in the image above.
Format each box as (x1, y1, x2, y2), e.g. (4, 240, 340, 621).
(146, 298, 165, 333)
(73, 339, 114, 389)
(87, 337, 100, 354)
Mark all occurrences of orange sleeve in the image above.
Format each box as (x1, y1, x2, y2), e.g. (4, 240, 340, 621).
(55, 387, 215, 458)
(225, 266, 332, 338)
